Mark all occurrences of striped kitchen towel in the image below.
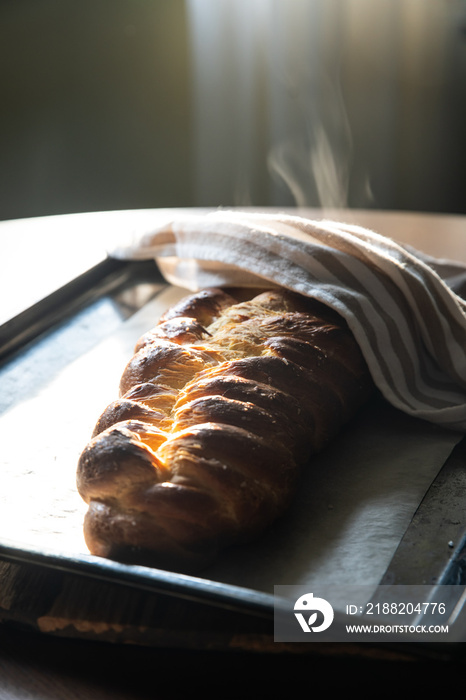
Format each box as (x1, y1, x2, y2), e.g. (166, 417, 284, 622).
(110, 210, 466, 432)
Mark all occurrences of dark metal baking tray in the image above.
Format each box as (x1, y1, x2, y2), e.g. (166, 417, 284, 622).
(1, 256, 466, 656)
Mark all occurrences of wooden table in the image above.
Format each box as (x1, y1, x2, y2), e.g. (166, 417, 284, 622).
(1, 207, 466, 697)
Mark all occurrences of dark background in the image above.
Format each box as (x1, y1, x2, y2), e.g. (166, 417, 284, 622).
(1, 0, 465, 221)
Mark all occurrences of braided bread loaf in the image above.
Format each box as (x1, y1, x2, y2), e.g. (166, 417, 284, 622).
(77, 287, 374, 571)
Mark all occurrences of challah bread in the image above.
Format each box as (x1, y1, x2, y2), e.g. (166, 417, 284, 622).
(76, 287, 374, 571)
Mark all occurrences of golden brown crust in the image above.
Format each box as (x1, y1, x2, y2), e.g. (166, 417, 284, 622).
(77, 287, 374, 571)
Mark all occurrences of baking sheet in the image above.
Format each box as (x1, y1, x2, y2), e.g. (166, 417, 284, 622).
(0, 281, 462, 606)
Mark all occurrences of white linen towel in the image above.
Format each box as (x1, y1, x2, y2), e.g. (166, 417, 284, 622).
(110, 210, 466, 432)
